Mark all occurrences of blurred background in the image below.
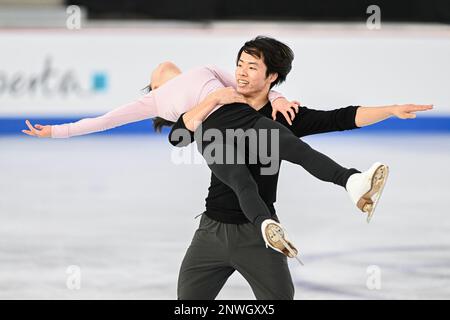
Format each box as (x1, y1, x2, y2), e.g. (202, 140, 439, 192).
(0, 0, 449, 299)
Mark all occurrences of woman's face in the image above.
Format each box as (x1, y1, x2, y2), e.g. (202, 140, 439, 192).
(150, 62, 182, 90)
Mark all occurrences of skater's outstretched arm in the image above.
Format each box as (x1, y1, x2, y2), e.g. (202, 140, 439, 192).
(22, 94, 158, 138)
(355, 104, 433, 127)
(281, 105, 361, 137)
(278, 103, 433, 138)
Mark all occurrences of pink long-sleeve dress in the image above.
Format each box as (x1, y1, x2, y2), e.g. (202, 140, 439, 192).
(51, 66, 282, 138)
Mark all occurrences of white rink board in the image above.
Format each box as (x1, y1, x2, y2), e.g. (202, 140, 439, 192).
(0, 24, 449, 116)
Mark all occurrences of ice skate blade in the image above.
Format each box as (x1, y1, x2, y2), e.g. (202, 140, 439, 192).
(294, 256, 305, 266)
(280, 237, 304, 266)
(269, 226, 303, 265)
(365, 165, 389, 223)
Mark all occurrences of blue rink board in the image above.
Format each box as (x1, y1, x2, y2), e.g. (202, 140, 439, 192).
(1, 116, 449, 136)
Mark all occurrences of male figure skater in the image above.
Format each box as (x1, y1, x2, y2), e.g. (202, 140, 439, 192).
(169, 36, 432, 299)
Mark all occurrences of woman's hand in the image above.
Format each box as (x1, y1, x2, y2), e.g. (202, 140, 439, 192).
(22, 120, 52, 138)
(209, 87, 247, 105)
(272, 98, 300, 125)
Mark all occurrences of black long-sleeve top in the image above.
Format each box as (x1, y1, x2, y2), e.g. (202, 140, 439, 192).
(169, 103, 361, 224)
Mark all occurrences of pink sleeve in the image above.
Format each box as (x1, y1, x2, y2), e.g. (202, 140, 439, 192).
(207, 65, 237, 88)
(51, 94, 158, 138)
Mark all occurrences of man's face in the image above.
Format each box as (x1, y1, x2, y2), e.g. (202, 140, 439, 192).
(235, 51, 277, 96)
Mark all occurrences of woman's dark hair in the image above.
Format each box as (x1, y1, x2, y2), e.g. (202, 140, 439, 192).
(236, 36, 294, 89)
(142, 84, 175, 133)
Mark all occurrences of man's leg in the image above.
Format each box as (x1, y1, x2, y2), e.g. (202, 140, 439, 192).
(177, 215, 235, 300)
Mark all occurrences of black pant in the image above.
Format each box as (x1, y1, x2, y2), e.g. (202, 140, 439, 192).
(196, 115, 359, 228)
(178, 214, 294, 300)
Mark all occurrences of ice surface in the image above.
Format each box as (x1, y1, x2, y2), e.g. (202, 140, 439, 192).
(0, 134, 449, 299)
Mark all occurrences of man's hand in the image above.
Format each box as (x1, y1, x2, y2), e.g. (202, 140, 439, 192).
(22, 120, 52, 138)
(391, 104, 433, 119)
(272, 98, 300, 125)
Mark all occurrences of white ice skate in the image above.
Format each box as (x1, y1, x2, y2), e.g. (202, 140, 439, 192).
(346, 162, 389, 223)
(261, 219, 304, 265)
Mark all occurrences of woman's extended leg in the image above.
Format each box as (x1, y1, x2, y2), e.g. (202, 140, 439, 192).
(251, 117, 359, 187)
(251, 117, 389, 222)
